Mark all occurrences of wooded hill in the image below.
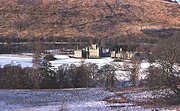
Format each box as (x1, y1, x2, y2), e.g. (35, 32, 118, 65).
(0, 0, 180, 43)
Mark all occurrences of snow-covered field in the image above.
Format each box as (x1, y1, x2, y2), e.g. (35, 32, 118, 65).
(0, 88, 114, 111)
(0, 88, 148, 111)
(0, 54, 114, 68)
(0, 88, 179, 111)
(52, 55, 114, 68)
(0, 54, 33, 68)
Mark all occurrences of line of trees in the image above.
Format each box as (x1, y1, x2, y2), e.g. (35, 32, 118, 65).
(0, 65, 33, 89)
(0, 61, 117, 89)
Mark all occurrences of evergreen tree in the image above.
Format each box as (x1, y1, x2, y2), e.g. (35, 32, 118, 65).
(39, 60, 57, 89)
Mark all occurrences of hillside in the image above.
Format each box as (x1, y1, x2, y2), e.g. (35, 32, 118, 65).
(0, 0, 180, 43)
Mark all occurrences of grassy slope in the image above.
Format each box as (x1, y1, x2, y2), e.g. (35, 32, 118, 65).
(0, 0, 179, 40)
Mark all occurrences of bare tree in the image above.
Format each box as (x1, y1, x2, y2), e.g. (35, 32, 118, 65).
(130, 59, 140, 86)
(85, 63, 99, 87)
(73, 61, 91, 88)
(147, 36, 180, 98)
(56, 64, 76, 88)
(116, 59, 140, 87)
(0, 64, 33, 89)
(32, 38, 42, 88)
(99, 64, 116, 89)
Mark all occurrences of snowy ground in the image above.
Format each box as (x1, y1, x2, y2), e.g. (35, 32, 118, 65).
(0, 54, 114, 68)
(0, 54, 33, 68)
(0, 88, 157, 111)
(0, 88, 115, 111)
(0, 88, 144, 111)
(52, 55, 114, 68)
(1, 88, 179, 111)
(104, 87, 180, 111)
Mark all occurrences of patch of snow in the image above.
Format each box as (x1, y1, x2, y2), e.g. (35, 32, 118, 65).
(0, 54, 33, 68)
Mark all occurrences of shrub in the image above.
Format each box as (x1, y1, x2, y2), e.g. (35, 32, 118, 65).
(43, 54, 57, 61)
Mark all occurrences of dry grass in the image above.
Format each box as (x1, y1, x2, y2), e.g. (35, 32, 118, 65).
(0, 0, 179, 39)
